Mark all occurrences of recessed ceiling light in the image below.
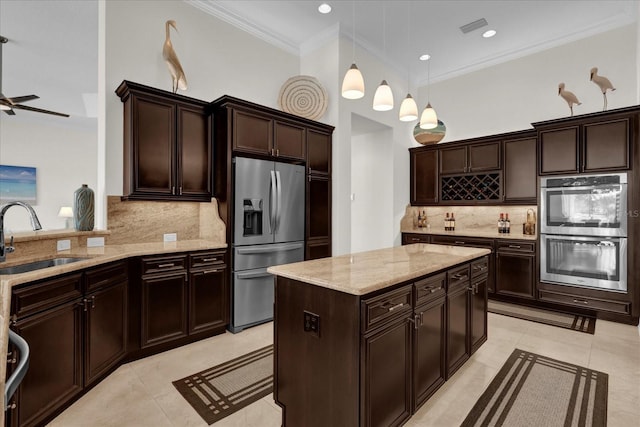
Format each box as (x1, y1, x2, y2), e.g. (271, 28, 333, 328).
(318, 3, 331, 14)
(482, 29, 497, 38)
(419, 54, 431, 61)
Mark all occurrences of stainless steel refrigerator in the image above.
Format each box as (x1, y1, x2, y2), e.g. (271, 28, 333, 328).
(231, 157, 305, 332)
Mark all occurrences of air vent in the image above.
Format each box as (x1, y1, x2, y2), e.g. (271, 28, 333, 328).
(460, 18, 488, 34)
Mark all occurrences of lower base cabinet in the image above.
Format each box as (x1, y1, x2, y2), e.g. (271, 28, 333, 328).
(363, 319, 413, 427)
(275, 257, 488, 427)
(495, 241, 536, 299)
(7, 250, 228, 427)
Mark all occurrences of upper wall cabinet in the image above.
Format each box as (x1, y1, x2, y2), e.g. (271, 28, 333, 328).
(116, 81, 211, 202)
(410, 149, 438, 205)
(503, 134, 537, 203)
(232, 109, 306, 161)
(440, 141, 500, 175)
(534, 107, 637, 176)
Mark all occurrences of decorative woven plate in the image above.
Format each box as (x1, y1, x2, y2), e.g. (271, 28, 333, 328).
(278, 75, 328, 120)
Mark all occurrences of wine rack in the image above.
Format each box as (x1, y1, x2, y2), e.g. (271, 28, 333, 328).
(440, 173, 501, 202)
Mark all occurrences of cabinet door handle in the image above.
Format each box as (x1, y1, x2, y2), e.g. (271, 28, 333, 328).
(406, 314, 420, 330)
(204, 269, 221, 274)
(91, 295, 96, 309)
(202, 258, 220, 262)
(454, 241, 466, 245)
(158, 263, 175, 268)
(452, 273, 467, 280)
(429, 286, 441, 294)
(411, 238, 421, 242)
(172, 186, 176, 195)
(77, 299, 88, 312)
(508, 245, 521, 249)
(179, 186, 183, 195)
(276, 149, 280, 156)
(572, 299, 589, 305)
(381, 302, 404, 312)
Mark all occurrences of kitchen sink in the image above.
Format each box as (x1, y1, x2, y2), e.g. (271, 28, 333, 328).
(0, 257, 89, 275)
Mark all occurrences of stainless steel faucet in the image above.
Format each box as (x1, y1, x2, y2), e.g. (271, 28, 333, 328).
(1, 201, 42, 262)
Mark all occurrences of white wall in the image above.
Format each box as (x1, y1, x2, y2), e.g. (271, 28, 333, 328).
(104, 0, 300, 197)
(351, 126, 393, 253)
(0, 119, 97, 232)
(419, 24, 638, 142)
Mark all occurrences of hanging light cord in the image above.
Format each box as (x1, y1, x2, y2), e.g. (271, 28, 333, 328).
(352, 2, 356, 62)
(406, 2, 411, 91)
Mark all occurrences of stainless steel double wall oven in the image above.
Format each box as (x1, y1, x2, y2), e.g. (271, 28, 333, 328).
(540, 173, 628, 292)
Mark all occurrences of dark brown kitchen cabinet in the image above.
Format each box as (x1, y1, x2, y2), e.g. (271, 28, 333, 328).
(189, 251, 228, 334)
(307, 129, 332, 177)
(140, 255, 189, 348)
(430, 235, 495, 294)
(495, 240, 536, 299)
(440, 141, 500, 174)
(401, 233, 430, 245)
(410, 149, 438, 205)
(84, 261, 128, 387)
(413, 274, 447, 409)
(232, 108, 306, 161)
(503, 136, 537, 203)
(535, 112, 632, 175)
(9, 273, 84, 427)
(362, 319, 413, 427)
(446, 264, 471, 378)
(470, 270, 488, 354)
(116, 80, 211, 202)
(306, 177, 331, 260)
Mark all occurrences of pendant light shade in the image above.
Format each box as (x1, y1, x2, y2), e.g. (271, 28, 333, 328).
(399, 94, 418, 121)
(373, 80, 393, 111)
(342, 63, 365, 99)
(419, 102, 438, 129)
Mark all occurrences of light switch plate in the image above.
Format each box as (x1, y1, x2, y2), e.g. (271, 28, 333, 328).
(57, 240, 71, 251)
(163, 233, 177, 242)
(87, 237, 105, 248)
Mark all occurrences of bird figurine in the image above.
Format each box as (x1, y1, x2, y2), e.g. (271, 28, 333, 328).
(163, 20, 188, 93)
(590, 67, 616, 111)
(558, 83, 581, 116)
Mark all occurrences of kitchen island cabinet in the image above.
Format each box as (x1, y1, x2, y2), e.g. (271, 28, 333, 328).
(268, 244, 490, 427)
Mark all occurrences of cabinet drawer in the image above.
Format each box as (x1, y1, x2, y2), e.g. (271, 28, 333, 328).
(496, 241, 535, 253)
(190, 251, 227, 269)
(538, 290, 630, 314)
(141, 255, 187, 276)
(12, 273, 83, 318)
(415, 273, 446, 306)
(430, 235, 493, 249)
(402, 233, 430, 245)
(85, 260, 128, 292)
(362, 285, 412, 334)
(471, 257, 489, 278)
(447, 264, 470, 292)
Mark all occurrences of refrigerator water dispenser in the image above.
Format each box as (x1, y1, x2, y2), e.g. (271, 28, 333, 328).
(243, 198, 263, 236)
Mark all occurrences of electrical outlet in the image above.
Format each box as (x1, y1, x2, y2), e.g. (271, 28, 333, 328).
(303, 311, 320, 337)
(56, 239, 71, 251)
(163, 233, 177, 242)
(87, 237, 105, 247)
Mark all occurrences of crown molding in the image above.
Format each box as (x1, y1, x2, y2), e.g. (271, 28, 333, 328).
(186, 0, 299, 55)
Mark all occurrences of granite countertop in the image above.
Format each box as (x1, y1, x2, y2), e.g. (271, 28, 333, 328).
(402, 227, 538, 241)
(0, 239, 227, 412)
(267, 244, 491, 296)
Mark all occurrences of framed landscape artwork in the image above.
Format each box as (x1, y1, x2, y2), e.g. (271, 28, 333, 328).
(0, 164, 37, 203)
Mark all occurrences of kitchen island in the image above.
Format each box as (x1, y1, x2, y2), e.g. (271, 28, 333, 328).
(268, 243, 491, 427)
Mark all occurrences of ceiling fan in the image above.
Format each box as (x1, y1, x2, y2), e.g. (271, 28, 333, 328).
(0, 35, 69, 117)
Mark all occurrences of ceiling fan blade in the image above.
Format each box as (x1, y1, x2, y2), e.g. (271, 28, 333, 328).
(3, 95, 39, 104)
(12, 103, 69, 117)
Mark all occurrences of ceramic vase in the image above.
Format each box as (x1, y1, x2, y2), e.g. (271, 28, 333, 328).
(74, 184, 94, 231)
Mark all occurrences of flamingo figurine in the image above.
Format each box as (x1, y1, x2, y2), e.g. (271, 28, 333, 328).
(558, 83, 581, 117)
(163, 20, 188, 93)
(590, 67, 616, 111)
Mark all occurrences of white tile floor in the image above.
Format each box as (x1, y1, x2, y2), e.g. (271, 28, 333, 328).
(48, 314, 640, 427)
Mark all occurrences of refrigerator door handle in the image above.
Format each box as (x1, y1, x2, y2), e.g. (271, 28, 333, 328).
(275, 170, 282, 234)
(236, 242, 304, 255)
(269, 170, 277, 234)
(236, 270, 273, 280)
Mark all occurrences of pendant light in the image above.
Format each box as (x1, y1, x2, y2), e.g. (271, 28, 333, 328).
(419, 56, 438, 129)
(373, 5, 394, 111)
(341, 2, 364, 99)
(399, 3, 418, 121)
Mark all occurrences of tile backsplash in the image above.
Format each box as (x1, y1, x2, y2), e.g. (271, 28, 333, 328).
(401, 205, 537, 232)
